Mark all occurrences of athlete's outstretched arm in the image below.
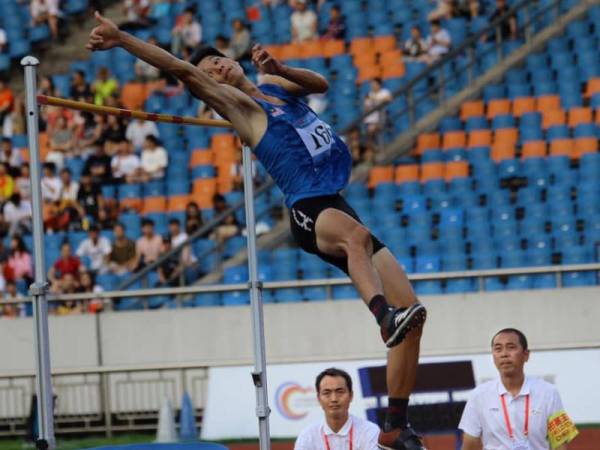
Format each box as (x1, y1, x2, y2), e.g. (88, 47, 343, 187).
(252, 44, 328, 95)
(86, 12, 262, 145)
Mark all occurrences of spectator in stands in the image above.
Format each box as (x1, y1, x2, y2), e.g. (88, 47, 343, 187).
(92, 67, 119, 106)
(211, 193, 240, 245)
(2, 95, 25, 137)
(111, 140, 143, 183)
(55, 276, 85, 314)
(184, 201, 204, 236)
(363, 78, 392, 143)
(108, 222, 138, 274)
(48, 116, 75, 168)
(76, 224, 111, 274)
(0, 27, 6, 53)
(215, 35, 235, 60)
(7, 235, 32, 283)
(425, 19, 452, 64)
(79, 270, 104, 313)
(30, 0, 61, 40)
(41, 162, 62, 203)
(0, 79, 14, 127)
(1, 281, 21, 318)
(48, 241, 82, 293)
(78, 114, 107, 155)
(0, 259, 5, 304)
(3, 193, 32, 237)
(321, 5, 345, 40)
(14, 164, 31, 202)
(0, 162, 15, 204)
(140, 135, 168, 180)
(102, 114, 127, 154)
(489, 0, 517, 42)
(83, 142, 113, 184)
(428, 0, 453, 21)
(121, 0, 152, 31)
(230, 19, 252, 61)
(0, 212, 9, 239)
(76, 173, 104, 223)
(403, 26, 428, 60)
(125, 118, 159, 151)
(136, 218, 162, 267)
(171, 7, 202, 58)
(70, 70, 92, 101)
(295, 367, 379, 449)
(459, 0, 482, 20)
(168, 218, 195, 266)
(134, 36, 162, 81)
(0, 238, 9, 261)
(291, 0, 318, 43)
(156, 236, 182, 286)
(0, 138, 22, 171)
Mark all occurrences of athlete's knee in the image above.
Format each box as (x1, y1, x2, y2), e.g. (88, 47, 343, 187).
(346, 224, 374, 255)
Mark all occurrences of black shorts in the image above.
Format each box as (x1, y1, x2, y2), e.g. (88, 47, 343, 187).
(289, 194, 385, 274)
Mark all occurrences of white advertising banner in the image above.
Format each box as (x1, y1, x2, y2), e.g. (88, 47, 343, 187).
(201, 348, 600, 440)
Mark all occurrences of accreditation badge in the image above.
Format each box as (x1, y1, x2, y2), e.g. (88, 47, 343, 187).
(511, 440, 530, 450)
(547, 410, 579, 449)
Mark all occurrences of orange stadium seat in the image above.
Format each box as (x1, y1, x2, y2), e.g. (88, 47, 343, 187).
(442, 131, 466, 149)
(512, 97, 536, 117)
(395, 164, 419, 184)
(491, 141, 516, 162)
(549, 138, 574, 157)
(420, 163, 444, 182)
(190, 150, 214, 167)
(168, 194, 192, 212)
(460, 100, 485, 120)
(211, 134, 236, 151)
(373, 35, 397, 54)
(354, 51, 378, 68)
(536, 95, 561, 112)
(368, 166, 394, 188)
(382, 63, 406, 79)
(279, 43, 302, 60)
(467, 130, 492, 147)
(487, 99, 511, 119)
(521, 140, 547, 159)
(263, 45, 282, 60)
(217, 178, 235, 194)
(542, 109, 566, 129)
(299, 40, 323, 58)
(445, 161, 469, 181)
(322, 39, 345, 58)
(573, 137, 599, 159)
(20, 148, 29, 163)
(585, 78, 600, 97)
(358, 65, 382, 83)
(494, 128, 518, 145)
(120, 82, 147, 111)
(416, 132, 441, 153)
(379, 49, 403, 67)
(142, 196, 167, 214)
(120, 197, 143, 212)
(350, 37, 373, 56)
(567, 107, 593, 127)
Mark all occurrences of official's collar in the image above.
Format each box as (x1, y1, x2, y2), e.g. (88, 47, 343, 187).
(323, 415, 353, 436)
(497, 375, 530, 398)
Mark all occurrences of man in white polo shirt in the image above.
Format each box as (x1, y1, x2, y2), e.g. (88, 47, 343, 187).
(295, 368, 379, 450)
(459, 328, 578, 450)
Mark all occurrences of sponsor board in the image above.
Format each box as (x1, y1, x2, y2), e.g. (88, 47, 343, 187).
(201, 349, 600, 440)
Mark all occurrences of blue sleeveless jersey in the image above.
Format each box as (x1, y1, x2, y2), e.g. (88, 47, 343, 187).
(251, 84, 352, 208)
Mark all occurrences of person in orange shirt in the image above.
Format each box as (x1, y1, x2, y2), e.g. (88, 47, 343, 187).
(0, 162, 14, 203)
(0, 79, 14, 124)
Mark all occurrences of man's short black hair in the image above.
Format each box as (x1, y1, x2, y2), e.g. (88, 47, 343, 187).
(1, 137, 11, 144)
(141, 218, 155, 227)
(190, 46, 227, 66)
(168, 218, 180, 226)
(315, 368, 353, 393)
(492, 328, 529, 351)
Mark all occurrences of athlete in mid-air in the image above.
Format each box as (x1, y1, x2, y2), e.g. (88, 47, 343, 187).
(87, 12, 427, 449)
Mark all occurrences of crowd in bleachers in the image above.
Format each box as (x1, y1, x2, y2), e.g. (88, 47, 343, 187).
(1, 0, 595, 314)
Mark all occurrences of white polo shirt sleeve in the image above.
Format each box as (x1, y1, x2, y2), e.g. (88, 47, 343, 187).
(358, 419, 380, 449)
(294, 422, 320, 450)
(546, 384, 564, 416)
(458, 385, 483, 438)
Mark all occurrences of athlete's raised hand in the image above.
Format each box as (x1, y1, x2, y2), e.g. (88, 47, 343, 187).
(251, 44, 284, 75)
(86, 11, 121, 51)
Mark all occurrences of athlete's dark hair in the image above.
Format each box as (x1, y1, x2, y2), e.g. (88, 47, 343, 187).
(190, 46, 227, 66)
(491, 328, 529, 351)
(315, 368, 353, 393)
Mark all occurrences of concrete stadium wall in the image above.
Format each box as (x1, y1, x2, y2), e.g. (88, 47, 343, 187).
(1, 287, 599, 373)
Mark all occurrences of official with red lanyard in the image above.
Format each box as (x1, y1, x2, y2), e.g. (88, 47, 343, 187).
(295, 368, 379, 450)
(459, 328, 578, 450)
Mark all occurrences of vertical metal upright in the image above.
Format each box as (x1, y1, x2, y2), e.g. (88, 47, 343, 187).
(241, 145, 271, 449)
(21, 56, 56, 450)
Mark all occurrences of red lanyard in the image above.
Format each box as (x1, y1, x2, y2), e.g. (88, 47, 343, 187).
(500, 394, 530, 439)
(323, 425, 353, 450)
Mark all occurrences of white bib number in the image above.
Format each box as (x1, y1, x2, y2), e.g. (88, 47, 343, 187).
(294, 117, 334, 165)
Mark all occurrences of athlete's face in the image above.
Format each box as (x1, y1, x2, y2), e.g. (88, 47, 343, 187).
(317, 375, 353, 421)
(492, 332, 529, 377)
(198, 56, 244, 86)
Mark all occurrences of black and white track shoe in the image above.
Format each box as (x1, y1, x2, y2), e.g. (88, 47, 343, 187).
(380, 303, 427, 348)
